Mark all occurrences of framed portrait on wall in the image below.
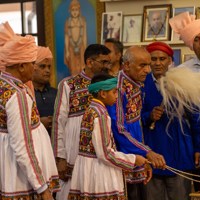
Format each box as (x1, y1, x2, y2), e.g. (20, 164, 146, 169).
(122, 14, 142, 43)
(142, 4, 172, 42)
(196, 7, 200, 19)
(172, 49, 181, 67)
(171, 7, 195, 43)
(101, 11, 123, 44)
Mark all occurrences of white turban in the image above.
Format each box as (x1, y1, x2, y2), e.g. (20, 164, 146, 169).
(169, 12, 200, 50)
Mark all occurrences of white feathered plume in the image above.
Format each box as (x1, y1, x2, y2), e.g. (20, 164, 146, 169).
(159, 66, 200, 125)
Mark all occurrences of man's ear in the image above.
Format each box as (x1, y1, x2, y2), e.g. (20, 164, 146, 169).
(17, 63, 25, 72)
(116, 52, 121, 62)
(86, 58, 93, 69)
(123, 61, 130, 71)
(99, 90, 106, 99)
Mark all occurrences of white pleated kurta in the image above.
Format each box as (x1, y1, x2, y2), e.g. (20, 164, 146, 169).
(51, 71, 92, 200)
(0, 72, 59, 199)
(68, 99, 136, 200)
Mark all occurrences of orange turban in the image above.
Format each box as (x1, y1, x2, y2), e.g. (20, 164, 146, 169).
(0, 21, 15, 47)
(0, 22, 15, 71)
(36, 46, 53, 64)
(146, 41, 174, 57)
(0, 35, 37, 67)
(169, 12, 200, 50)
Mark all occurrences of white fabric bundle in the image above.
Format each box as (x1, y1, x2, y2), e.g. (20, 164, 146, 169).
(159, 66, 200, 124)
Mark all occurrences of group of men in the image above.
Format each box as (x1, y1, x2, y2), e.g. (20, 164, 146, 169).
(1, 11, 200, 200)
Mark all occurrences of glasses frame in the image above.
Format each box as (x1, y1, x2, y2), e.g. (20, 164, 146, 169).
(92, 58, 111, 66)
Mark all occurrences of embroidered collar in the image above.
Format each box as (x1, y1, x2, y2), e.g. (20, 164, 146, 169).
(92, 98, 105, 107)
(81, 70, 91, 81)
(120, 70, 142, 88)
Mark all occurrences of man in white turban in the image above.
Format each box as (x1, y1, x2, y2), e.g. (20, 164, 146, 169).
(169, 12, 200, 72)
(169, 11, 200, 192)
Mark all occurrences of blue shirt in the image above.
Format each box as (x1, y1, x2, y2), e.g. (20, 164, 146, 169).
(141, 74, 200, 175)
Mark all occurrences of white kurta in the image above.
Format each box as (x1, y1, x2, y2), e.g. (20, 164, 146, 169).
(0, 72, 59, 199)
(51, 71, 91, 200)
(68, 99, 136, 200)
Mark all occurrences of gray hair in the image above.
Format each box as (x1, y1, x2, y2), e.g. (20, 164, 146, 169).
(123, 46, 135, 63)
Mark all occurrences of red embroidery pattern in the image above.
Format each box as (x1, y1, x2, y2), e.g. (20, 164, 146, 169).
(66, 73, 92, 117)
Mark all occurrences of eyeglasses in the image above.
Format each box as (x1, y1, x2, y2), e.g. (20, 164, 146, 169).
(92, 59, 111, 66)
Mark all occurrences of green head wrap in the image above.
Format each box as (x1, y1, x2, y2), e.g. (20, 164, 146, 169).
(88, 77, 117, 94)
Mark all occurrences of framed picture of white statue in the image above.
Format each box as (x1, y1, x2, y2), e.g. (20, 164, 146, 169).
(101, 11, 123, 44)
(122, 14, 142, 44)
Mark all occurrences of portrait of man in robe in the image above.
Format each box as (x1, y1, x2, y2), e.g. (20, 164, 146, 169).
(147, 10, 166, 39)
(142, 5, 172, 42)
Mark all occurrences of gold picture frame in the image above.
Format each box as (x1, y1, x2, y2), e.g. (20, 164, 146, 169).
(44, 0, 56, 86)
(196, 7, 200, 19)
(44, 0, 105, 85)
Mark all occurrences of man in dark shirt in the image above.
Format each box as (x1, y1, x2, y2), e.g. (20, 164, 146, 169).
(33, 46, 57, 136)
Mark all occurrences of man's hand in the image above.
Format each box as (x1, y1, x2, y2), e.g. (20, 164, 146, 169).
(40, 116, 53, 130)
(146, 151, 166, 169)
(40, 188, 54, 200)
(135, 155, 149, 167)
(143, 163, 152, 185)
(56, 157, 68, 182)
(195, 152, 200, 168)
(150, 106, 164, 122)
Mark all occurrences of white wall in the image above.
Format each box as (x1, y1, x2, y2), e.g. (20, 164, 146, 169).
(103, 0, 200, 63)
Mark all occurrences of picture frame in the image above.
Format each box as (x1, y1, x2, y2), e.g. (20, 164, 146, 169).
(52, 0, 105, 84)
(196, 7, 200, 19)
(171, 7, 195, 43)
(172, 49, 181, 67)
(122, 14, 143, 44)
(101, 11, 123, 44)
(183, 54, 196, 62)
(99, 0, 127, 2)
(142, 4, 172, 42)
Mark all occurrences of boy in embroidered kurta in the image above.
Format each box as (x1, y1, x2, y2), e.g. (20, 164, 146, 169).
(68, 73, 148, 200)
(51, 44, 111, 200)
(107, 46, 166, 200)
(0, 30, 59, 199)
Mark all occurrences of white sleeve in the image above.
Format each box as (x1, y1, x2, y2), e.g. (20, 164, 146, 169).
(51, 80, 70, 159)
(6, 91, 46, 190)
(92, 114, 136, 171)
